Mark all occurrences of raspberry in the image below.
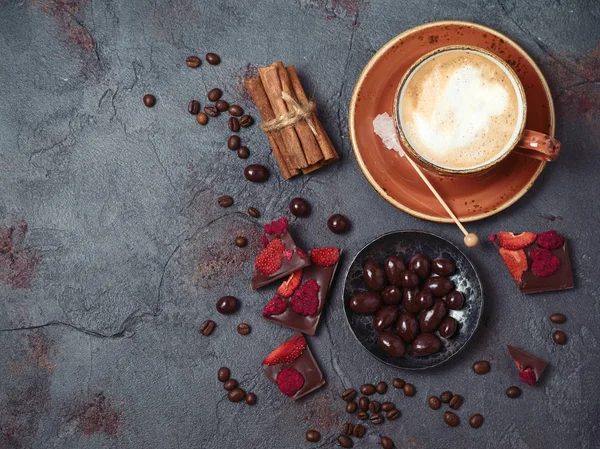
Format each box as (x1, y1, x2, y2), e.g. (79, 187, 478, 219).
(261, 235, 269, 248)
(519, 367, 537, 386)
(530, 248, 553, 262)
(532, 254, 560, 277)
(263, 296, 289, 317)
(310, 247, 340, 267)
(290, 280, 320, 316)
(276, 367, 305, 396)
(497, 232, 537, 250)
(283, 249, 293, 260)
(499, 248, 528, 283)
(255, 238, 285, 275)
(277, 270, 303, 298)
(537, 230, 565, 250)
(263, 334, 306, 366)
(264, 217, 289, 236)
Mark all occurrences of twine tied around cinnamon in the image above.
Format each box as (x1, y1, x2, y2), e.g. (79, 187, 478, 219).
(260, 91, 317, 136)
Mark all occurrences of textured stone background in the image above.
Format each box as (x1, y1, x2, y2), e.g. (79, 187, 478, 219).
(1, 1, 599, 448)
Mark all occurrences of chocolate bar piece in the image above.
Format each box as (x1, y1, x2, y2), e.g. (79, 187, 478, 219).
(507, 345, 548, 385)
(520, 241, 573, 294)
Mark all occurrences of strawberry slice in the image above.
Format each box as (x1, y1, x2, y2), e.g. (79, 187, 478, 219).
(255, 238, 285, 275)
(499, 247, 528, 283)
(497, 232, 537, 250)
(277, 270, 303, 298)
(310, 247, 340, 267)
(262, 334, 306, 366)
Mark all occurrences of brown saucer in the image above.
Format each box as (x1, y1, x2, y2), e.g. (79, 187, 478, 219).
(349, 21, 555, 222)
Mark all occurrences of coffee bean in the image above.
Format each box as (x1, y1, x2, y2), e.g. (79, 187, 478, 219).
(342, 388, 357, 402)
(228, 104, 243, 116)
(357, 411, 368, 420)
(217, 195, 233, 207)
(245, 392, 257, 405)
(358, 396, 369, 411)
(248, 207, 260, 218)
(440, 391, 453, 403)
(337, 435, 353, 448)
(375, 381, 387, 394)
(228, 117, 240, 132)
(386, 409, 400, 421)
(392, 378, 405, 389)
(289, 197, 311, 217)
(244, 164, 269, 182)
(428, 396, 441, 410)
(216, 296, 238, 314)
(368, 401, 381, 413)
(360, 384, 376, 395)
(506, 386, 521, 398)
(443, 411, 459, 427)
(305, 429, 320, 442)
(204, 105, 219, 117)
(237, 323, 251, 335)
(449, 395, 463, 410)
(196, 112, 208, 125)
(403, 383, 416, 397)
(217, 367, 230, 382)
(143, 94, 156, 107)
(472, 360, 491, 375)
(199, 319, 215, 336)
(328, 214, 349, 233)
(239, 114, 254, 127)
(235, 236, 247, 248)
(188, 100, 200, 115)
(345, 401, 357, 414)
(381, 436, 394, 449)
(223, 379, 238, 391)
(206, 52, 221, 65)
(207, 88, 222, 102)
(370, 413, 384, 425)
(228, 135, 241, 150)
(469, 414, 483, 428)
(381, 402, 395, 412)
(237, 146, 249, 159)
(353, 424, 365, 438)
(215, 99, 229, 112)
(550, 313, 566, 324)
(342, 422, 353, 435)
(185, 55, 201, 68)
(552, 330, 567, 345)
(228, 387, 245, 402)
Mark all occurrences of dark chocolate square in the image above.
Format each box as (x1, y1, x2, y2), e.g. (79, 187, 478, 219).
(507, 345, 548, 383)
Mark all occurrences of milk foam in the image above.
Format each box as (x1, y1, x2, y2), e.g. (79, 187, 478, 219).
(399, 50, 523, 170)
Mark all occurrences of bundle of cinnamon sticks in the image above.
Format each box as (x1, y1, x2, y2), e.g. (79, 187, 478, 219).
(244, 62, 338, 179)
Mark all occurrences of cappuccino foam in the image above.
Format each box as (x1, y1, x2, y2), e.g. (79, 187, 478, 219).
(399, 50, 523, 170)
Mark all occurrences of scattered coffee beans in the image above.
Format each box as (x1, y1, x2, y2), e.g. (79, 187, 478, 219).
(552, 330, 567, 345)
(248, 207, 260, 218)
(228, 135, 241, 150)
(360, 384, 376, 395)
(188, 100, 200, 115)
(216, 296, 238, 314)
(143, 94, 156, 107)
(342, 388, 357, 402)
(237, 146, 249, 159)
(345, 401, 357, 414)
(443, 411, 459, 427)
(449, 395, 463, 410)
(196, 112, 208, 125)
(245, 392, 257, 405)
(244, 164, 269, 182)
(380, 436, 394, 449)
(228, 104, 243, 116)
(235, 236, 247, 248)
(239, 114, 254, 127)
(375, 381, 387, 394)
(352, 424, 365, 438)
(506, 386, 521, 398)
(207, 88, 222, 102)
(550, 313, 566, 324)
(472, 360, 491, 375)
(337, 435, 353, 448)
(381, 401, 395, 412)
(228, 387, 245, 402)
(199, 319, 215, 336)
(469, 414, 483, 428)
(403, 383, 416, 397)
(370, 413, 383, 425)
(185, 55, 201, 68)
(392, 378, 405, 389)
(428, 396, 441, 410)
(206, 52, 221, 65)
(342, 422, 353, 435)
(368, 401, 381, 413)
(217, 195, 233, 207)
(305, 429, 320, 442)
(217, 367, 230, 382)
(357, 411, 368, 420)
(386, 409, 400, 421)
(204, 105, 218, 117)
(289, 197, 311, 217)
(358, 396, 369, 411)
(237, 323, 251, 335)
(215, 99, 229, 112)
(228, 117, 240, 132)
(328, 214, 349, 233)
(223, 379, 238, 391)
(440, 391, 453, 403)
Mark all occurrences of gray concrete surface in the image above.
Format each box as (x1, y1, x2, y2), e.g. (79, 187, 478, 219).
(1, 1, 599, 448)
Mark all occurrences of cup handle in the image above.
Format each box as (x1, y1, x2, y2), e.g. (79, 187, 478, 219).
(513, 129, 561, 161)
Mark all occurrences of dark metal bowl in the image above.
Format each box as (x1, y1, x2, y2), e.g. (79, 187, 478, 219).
(342, 231, 483, 370)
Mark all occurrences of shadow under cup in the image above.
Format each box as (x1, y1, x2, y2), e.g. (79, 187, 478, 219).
(393, 45, 531, 175)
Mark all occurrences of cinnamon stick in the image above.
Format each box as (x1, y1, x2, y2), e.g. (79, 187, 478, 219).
(244, 76, 298, 179)
(258, 64, 308, 170)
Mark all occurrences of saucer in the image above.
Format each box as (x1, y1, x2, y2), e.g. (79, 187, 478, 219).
(349, 21, 555, 222)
